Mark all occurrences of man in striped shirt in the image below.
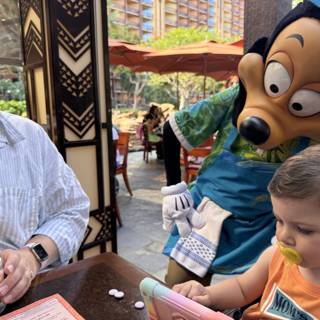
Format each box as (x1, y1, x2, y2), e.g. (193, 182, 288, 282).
(0, 112, 90, 305)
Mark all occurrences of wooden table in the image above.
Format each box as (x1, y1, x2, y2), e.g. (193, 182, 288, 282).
(4, 253, 150, 319)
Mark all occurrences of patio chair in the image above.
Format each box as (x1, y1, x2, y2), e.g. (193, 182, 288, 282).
(181, 135, 215, 183)
(116, 132, 133, 196)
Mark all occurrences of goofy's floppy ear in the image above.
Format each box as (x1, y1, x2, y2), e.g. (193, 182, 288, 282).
(232, 37, 269, 127)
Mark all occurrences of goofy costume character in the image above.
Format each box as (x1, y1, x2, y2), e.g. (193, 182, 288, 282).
(162, 0, 320, 287)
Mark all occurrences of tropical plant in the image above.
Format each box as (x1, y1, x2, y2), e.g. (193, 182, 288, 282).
(147, 73, 223, 110)
(0, 78, 25, 101)
(116, 67, 149, 109)
(148, 27, 238, 50)
(0, 100, 27, 116)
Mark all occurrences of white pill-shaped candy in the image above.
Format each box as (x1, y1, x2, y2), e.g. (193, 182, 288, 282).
(134, 301, 145, 309)
(114, 291, 125, 299)
(108, 289, 118, 296)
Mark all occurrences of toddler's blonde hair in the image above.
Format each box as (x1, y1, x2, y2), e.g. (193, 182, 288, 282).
(268, 144, 320, 201)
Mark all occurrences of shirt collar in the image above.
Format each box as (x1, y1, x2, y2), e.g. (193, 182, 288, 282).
(0, 112, 25, 146)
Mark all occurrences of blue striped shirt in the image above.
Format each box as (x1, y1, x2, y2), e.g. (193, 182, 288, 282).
(0, 112, 90, 265)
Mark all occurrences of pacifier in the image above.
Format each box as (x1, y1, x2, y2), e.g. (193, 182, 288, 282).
(278, 242, 302, 265)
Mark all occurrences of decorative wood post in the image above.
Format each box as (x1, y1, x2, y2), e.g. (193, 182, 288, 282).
(18, 0, 117, 259)
(244, 0, 292, 52)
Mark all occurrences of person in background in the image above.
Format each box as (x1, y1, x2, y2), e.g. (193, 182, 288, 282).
(112, 125, 122, 193)
(173, 144, 320, 318)
(112, 125, 123, 169)
(225, 75, 239, 88)
(143, 104, 165, 160)
(0, 112, 90, 305)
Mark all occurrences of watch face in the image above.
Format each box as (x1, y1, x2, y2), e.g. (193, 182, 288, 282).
(33, 244, 48, 261)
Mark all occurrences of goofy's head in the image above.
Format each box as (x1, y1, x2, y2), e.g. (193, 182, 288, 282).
(233, 0, 320, 150)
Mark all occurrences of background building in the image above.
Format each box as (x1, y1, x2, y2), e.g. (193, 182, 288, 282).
(110, 0, 215, 41)
(153, 0, 215, 39)
(110, 0, 153, 41)
(214, 0, 244, 38)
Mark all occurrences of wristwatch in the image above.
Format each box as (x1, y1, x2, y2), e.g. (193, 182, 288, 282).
(24, 243, 49, 267)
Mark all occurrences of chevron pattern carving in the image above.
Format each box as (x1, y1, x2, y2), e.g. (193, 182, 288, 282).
(53, 1, 94, 139)
(20, 0, 43, 64)
(19, 0, 115, 255)
(57, 21, 90, 60)
(78, 207, 113, 256)
(25, 21, 43, 61)
(62, 102, 95, 138)
(20, 0, 41, 25)
(57, 0, 89, 18)
(95, 208, 113, 242)
(60, 61, 92, 98)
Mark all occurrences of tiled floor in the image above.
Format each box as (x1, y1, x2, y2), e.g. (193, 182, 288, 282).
(116, 151, 169, 281)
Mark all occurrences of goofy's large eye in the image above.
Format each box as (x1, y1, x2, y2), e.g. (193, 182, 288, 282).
(288, 89, 320, 117)
(264, 61, 291, 97)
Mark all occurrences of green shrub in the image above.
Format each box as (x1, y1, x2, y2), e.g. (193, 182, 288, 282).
(0, 100, 27, 117)
(0, 79, 25, 101)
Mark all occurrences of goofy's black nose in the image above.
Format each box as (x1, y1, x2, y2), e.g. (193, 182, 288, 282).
(239, 116, 270, 145)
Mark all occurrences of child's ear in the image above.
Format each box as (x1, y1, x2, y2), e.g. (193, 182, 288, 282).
(232, 37, 269, 128)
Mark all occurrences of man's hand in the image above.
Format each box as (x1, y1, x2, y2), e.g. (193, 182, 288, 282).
(0, 249, 40, 304)
(161, 182, 205, 237)
(173, 280, 212, 307)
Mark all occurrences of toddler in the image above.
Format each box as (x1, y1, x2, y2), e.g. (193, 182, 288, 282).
(173, 144, 320, 318)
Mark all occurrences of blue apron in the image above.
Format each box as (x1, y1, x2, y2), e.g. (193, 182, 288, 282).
(164, 128, 309, 274)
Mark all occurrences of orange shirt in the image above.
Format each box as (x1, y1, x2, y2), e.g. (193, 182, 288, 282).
(242, 248, 320, 319)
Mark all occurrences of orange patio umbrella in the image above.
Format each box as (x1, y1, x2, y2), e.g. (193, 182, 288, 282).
(134, 40, 242, 75)
(228, 39, 244, 48)
(132, 40, 243, 96)
(108, 39, 155, 67)
(204, 40, 243, 81)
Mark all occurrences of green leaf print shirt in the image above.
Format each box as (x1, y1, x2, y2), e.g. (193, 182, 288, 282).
(169, 84, 316, 176)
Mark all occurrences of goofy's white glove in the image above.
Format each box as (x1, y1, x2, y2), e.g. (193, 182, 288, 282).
(161, 181, 206, 237)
